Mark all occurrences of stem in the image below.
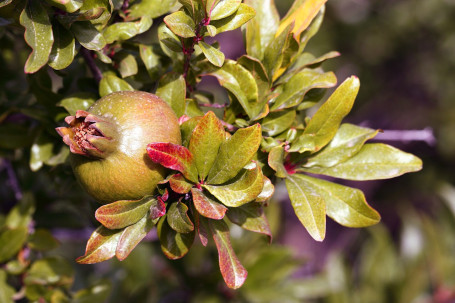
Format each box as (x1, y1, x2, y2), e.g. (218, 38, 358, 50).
(80, 48, 102, 84)
(372, 128, 436, 146)
(199, 103, 227, 108)
(2, 159, 23, 201)
(220, 120, 237, 132)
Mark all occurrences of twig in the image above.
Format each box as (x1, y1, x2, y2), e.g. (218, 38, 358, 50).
(372, 127, 436, 146)
(3, 159, 23, 201)
(199, 103, 227, 108)
(220, 120, 237, 132)
(80, 48, 103, 84)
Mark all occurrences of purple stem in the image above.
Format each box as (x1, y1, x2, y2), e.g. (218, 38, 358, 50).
(80, 48, 103, 84)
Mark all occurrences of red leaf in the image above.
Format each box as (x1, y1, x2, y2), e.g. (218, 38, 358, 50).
(192, 188, 227, 220)
(169, 173, 193, 194)
(147, 142, 198, 182)
(151, 197, 166, 220)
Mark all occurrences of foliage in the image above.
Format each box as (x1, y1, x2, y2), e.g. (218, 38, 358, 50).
(0, 0, 425, 299)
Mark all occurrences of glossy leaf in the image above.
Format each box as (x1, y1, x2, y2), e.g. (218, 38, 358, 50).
(76, 226, 122, 264)
(290, 76, 360, 153)
(204, 163, 264, 207)
(0, 270, 15, 303)
(45, 0, 83, 13)
(211, 3, 255, 34)
(0, 0, 12, 8)
(129, 0, 177, 20)
(244, 0, 280, 60)
(167, 202, 194, 233)
(71, 21, 106, 51)
(207, 124, 262, 184)
(58, 93, 96, 115)
(139, 44, 164, 80)
(99, 73, 134, 97)
(116, 216, 154, 261)
(158, 23, 182, 53)
(116, 52, 138, 78)
(48, 21, 75, 70)
(192, 188, 228, 220)
(270, 70, 337, 111)
(209, 219, 248, 289)
(28, 229, 59, 251)
(268, 145, 287, 178)
(25, 257, 74, 286)
(156, 72, 186, 117)
(147, 143, 198, 182)
(157, 215, 195, 259)
(180, 116, 202, 147)
(150, 197, 166, 221)
(95, 196, 157, 229)
(103, 17, 152, 44)
(262, 110, 296, 136)
(285, 174, 326, 241)
(227, 203, 272, 239)
(164, 10, 196, 38)
(277, 0, 327, 38)
(304, 123, 379, 168)
(198, 41, 225, 67)
(301, 143, 423, 180)
(189, 111, 225, 180)
(210, 0, 241, 20)
(297, 175, 380, 227)
(255, 176, 275, 202)
(30, 132, 53, 172)
(0, 228, 28, 263)
(168, 173, 193, 194)
(262, 24, 292, 82)
(20, 0, 53, 73)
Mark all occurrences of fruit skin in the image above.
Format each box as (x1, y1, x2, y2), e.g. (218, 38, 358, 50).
(57, 91, 181, 203)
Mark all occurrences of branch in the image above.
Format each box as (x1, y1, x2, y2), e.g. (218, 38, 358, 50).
(373, 128, 436, 146)
(80, 48, 103, 84)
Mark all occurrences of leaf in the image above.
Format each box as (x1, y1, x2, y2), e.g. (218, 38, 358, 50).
(227, 203, 272, 239)
(189, 111, 225, 180)
(167, 202, 194, 233)
(255, 176, 275, 202)
(211, 3, 255, 34)
(285, 174, 326, 241)
(129, 0, 177, 20)
(76, 226, 122, 264)
(20, 0, 54, 73)
(30, 132, 53, 172)
(71, 21, 106, 51)
(290, 76, 360, 153)
(73, 280, 111, 303)
(270, 70, 337, 111)
(208, 219, 248, 289)
(58, 92, 96, 115)
(268, 145, 287, 178)
(150, 197, 166, 220)
(95, 196, 157, 229)
(48, 21, 76, 70)
(146, 142, 198, 182)
(244, 0, 280, 60)
(116, 216, 154, 261)
(300, 143, 423, 180)
(116, 52, 138, 78)
(262, 23, 291, 82)
(5, 192, 35, 229)
(204, 163, 264, 207)
(296, 175, 380, 227)
(198, 41, 225, 67)
(25, 257, 74, 286)
(45, 0, 83, 13)
(28, 229, 59, 251)
(0, 0, 12, 8)
(180, 116, 202, 147)
(156, 72, 186, 117)
(210, 0, 241, 20)
(207, 124, 262, 184)
(103, 16, 152, 44)
(261, 110, 296, 136)
(158, 23, 182, 53)
(164, 10, 195, 38)
(304, 123, 379, 168)
(99, 73, 134, 97)
(168, 173, 193, 194)
(157, 215, 195, 259)
(191, 188, 227, 220)
(0, 228, 28, 263)
(0, 270, 15, 303)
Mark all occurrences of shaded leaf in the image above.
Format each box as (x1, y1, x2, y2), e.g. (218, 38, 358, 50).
(71, 21, 106, 51)
(30, 132, 53, 172)
(150, 197, 166, 221)
(194, 212, 210, 246)
(20, 0, 53, 73)
(99, 73, 134, 97)
(76, 226, 122, 264)
(28, 229, 59, 251)
(198, 41, 225, 67)
(147, 142, 198, 182)
(227, 203, 272, 239)
(168, 173, 193, 194)
(277, 0, 327, 38)
(45, 0, 83, 13)
(25, 257, 74, 286)
(300, 143, 423, 180)
(268, 145, 287, 178)
(192, 188, 227, 220)
(129, 0, 177, 20)
(167, 202, 194, 233)
(180, 116, 202, 147)
(158, 22, 182, 53)
(156, 72, 186, 117)
(157, 215, 195, 259)
(262, 110, 296, 136)
(95, 196, 157, 229)
(210, 0, 241, 20)
(209, 219, 248, 289)
(0, 270, 15, 303)
(5, 193, 35, 229)
(285, 174, 326, 241)
(139, 44, 165, 80)
(0, 228, 28, 263)
(73, 280, 111, 303)
(164, 10, 195, 38)
(116, 216, 154, 261)
(103, 16, 152, 44)
(211, 3, 255, 34)
(207, 124, 262, 184)
(48, 21, 76, 70)
(262, 23, 292, 82)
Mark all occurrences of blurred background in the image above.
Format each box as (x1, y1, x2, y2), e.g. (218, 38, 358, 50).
(1, 0, 455, 302)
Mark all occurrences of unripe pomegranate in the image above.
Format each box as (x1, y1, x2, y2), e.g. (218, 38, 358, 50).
(56, 91, 181, 203)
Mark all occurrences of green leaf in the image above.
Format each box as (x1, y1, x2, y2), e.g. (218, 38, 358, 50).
(164, 10, 195, 38)
(204, 162, 264, 207)
(156, 72, 186, 117)
(71, 21, 106, 51)
(227, 202, 272, 239)
(277, 0, 327, 38)
(157, 215, 195, 259)
(95, 196, 157, 229)
(45, 0, 83, 13)
(207, 124, 262, 184)
(244, 0, 280, 60)
(180, 116, 202, 147)
(189, 111, 225, 180)
(270, 70, 337, 111)
(116, 52, 138, 78)
(268, 145, 287, 178)
(103, 16, 152, 44)
(0, 270, 15, 303)
(262, 24, 291, 82)
(20, 0, 54, 73)
(48, 21, 76, 70)
(158, 22, 182, 53)
(301, 143, 423, 180)
(285, 174, 326, 241)
(129, 0, 177, 20)
(0, 228, 28, 263)
(168, 173, 193, 194)
(28, 229, 59, 251)
(30, 132, 53, 172)
(262, 110, 296, 136)
(184, 98, 204, 117)
(58, 92, 96, 115)
(191, 188, 227, 220)
(139, 44, 165, 80)
(304, 123, 379, 168)
(290, 76, 360, 153)
(99, 73, 134, 97)
(167, 202, 194, 233)
(5, 193, 35, 229)
(0, 0, 12, 8)
(204, 0, 220, 16)
(255, 176, 275, 202)
(208, 219, 248, 289)
(211, 3, 255, 34)
(198, 41, 225, 67)
(210, 0, 241, 20)
(296, 175, 380, 227)
(25, 257, 74, 286)
(116, 216, 154, 261)
(73, 280, 111, 303)
(76, 226, 122, 264)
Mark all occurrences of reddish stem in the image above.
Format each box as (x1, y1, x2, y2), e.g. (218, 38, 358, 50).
(80, 48, 102, 84)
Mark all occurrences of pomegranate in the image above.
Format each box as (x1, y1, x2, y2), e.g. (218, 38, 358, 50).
(56, 91, 181, 203)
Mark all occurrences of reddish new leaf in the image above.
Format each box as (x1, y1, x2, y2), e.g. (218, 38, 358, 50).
(150, 197, 166, 221)
(76, 226, 122, 264)
(191, 188, 227, 220)
(209, 219, 248, 289)
(169, 173, 193, 194)
(147, 142, 198, 182)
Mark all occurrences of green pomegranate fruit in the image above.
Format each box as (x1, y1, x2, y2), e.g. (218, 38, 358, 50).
(56, 91, 181, 203)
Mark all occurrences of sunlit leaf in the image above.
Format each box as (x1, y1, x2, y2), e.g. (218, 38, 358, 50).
(191, 188, 227, 220)
(103, 16, 152, 44)
(116, 216, 154, 261)
(58, 93, 96, 115)
(262, 110, 296, 136)
(30, 132, 53, 172)
(45, 0, 83, 13)
(99, 73, 134, 97)
(198, 41, 225, 67)
(255, 176, 275, 202)
(71, 21, 106, 51)
(156, 72, 186, 117)
(268, 145, 287, 178)
(76, 226, 122, 264)
(210, 0, 241, 20)
(0, 270, 15, 303)
(168, 173, 193, 194)
(129, 0, 177, 20)
(164, 10, 195, 38)
(211, 3, 255, 34)
(116, 52, 138, 78)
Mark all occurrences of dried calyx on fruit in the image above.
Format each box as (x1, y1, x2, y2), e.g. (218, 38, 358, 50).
(56, 91, 182, 204)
